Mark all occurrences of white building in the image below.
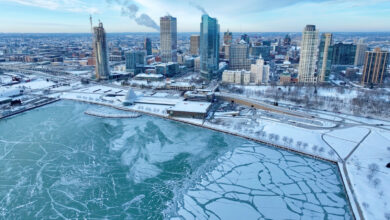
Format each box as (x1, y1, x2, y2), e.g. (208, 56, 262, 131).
(250, 56, 270, 84)
(160, 16, 177, 63)
(354, 39, 368, 66)
(298, 25, 319, 83)
(222, 70, 251, 85)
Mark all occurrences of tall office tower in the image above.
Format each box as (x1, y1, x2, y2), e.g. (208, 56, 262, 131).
(200, 14, 220, 78)
(160, 15, 177, 63)
(332, 43, 356, 65)
(144, 38, 152, 56)
(241, 34, 250, 44)
(354, 39, 368, 66)
(224, 30, 233, 45)
(93, 22, 110, 80)
(229, 40, 251, 71)
(298, 25, 319, 83)
(361, 48, 389, 86)
(318, 33, 333, 82)
(190, 35, 200, 56)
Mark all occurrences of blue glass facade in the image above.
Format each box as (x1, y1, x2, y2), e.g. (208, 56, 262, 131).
(200, 15, 220, 79)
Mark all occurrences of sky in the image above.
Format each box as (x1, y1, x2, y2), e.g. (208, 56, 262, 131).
(0, 0, 389, 33)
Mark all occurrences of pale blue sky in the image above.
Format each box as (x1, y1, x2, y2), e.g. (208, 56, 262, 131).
(0, 0, 389, 33)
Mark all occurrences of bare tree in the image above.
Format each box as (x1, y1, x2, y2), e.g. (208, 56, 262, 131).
(367, 163, 380, 180)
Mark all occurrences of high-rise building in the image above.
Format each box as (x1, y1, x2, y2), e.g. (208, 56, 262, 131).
(224, 30, 233, 45)
(298, 25, 319, 83)
(229, 40, 251, 71)
(190, 35, 200, 56)
(361, 48, 389, 86)
(160, 15, 177, 63)
(125, 51, 145, 74)
(318, 33, 333, 82)
(144, 38, 152, 56)
(200, 14, 220, 78)
(332, 43, 356, 65)
(93, 22, 110, 80)
(354, 39, 368, 66)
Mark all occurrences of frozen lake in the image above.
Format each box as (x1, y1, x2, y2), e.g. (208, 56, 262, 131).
(0, 101, 352, 219)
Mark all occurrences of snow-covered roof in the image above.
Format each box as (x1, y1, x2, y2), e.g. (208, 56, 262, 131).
(168, 101, 211, 113)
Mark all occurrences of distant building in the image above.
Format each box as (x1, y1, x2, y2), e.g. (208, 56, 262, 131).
(283, 34, 291, 46)
(224, 30, 233, 45)
(298, 25, 319, 83)
(160, 15, 177, 63)
(222, 69, 251, 85)
(194, 57, 201, 72)
(332, 43, 356, 65)
(200, 14, 220, 78)
(279, 73, 292, 85)
(229, 40, 251, 71)
(354, 39, 368, 66)
(156, 62, 179, 77)
(93, 22, 110, 80)
(250, 55, 269, 84)
(190, 35, 200, 56)
(361, 48, 389, 86)
(250, 46, 271, 61)
(134, 73, 164, 81)
(318, 33, 333, 82)
(241, 34, 250, 44)
(125, 51, 145, 74)
(144, 38, 152, 56)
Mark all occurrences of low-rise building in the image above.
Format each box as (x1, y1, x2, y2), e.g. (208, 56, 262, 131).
(168, 101, 211, 119)
(222, 70, 251, 85)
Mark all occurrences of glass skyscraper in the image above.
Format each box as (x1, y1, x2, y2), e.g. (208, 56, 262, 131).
(332, 43, 356, 65)
(318, 33, 333, 82)
(144, 38, 152, 56)
(200, 14, 220, 79)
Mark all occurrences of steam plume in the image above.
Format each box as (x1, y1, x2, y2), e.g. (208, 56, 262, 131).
(106, 0, 160, 31)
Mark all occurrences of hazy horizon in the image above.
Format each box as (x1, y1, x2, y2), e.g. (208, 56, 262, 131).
(0, 0, 389, 33)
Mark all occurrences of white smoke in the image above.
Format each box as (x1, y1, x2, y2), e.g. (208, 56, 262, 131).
(106, 0, 160, 31)
(189, 1, 208, 15)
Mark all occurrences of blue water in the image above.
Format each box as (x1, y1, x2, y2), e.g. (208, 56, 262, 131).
(0, 101, 352, 219)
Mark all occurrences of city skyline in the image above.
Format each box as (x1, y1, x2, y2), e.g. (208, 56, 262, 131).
(0, 0, 390, 33)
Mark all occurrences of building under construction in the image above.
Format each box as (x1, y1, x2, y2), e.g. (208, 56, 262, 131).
(93, 21, 110, 80)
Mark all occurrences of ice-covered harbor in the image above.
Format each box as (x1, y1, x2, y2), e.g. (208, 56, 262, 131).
(0, 101, 352, 219)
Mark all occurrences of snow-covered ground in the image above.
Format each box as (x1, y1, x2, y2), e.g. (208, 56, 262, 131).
(346, 129, 390, 220)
